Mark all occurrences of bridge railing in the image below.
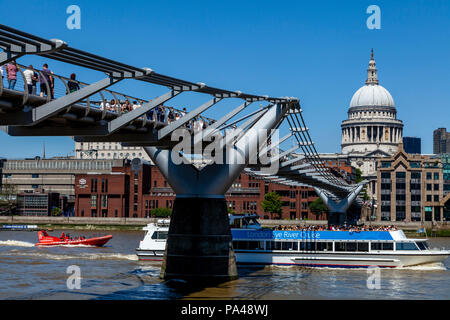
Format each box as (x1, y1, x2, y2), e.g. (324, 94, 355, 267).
(0, 63, 216, 127)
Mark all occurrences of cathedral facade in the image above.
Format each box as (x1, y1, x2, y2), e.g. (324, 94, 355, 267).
(321, 50, 403, 201)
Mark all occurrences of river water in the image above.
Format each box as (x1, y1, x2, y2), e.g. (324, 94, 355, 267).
(0, 229, 449, 300)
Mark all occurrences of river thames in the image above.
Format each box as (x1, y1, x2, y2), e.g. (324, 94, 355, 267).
(0, 229, 449, 300)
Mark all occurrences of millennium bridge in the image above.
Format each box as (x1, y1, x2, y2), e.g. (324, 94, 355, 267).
(0, 24, 367, 280)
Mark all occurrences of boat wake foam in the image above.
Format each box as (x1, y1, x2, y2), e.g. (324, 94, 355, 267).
(396, 262, 446, 271)
(1, 250, 138, 261)
(0, 240, 35, 247)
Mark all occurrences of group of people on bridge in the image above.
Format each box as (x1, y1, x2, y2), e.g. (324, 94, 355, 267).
(274, 224, 398, 232)
(1, 61, 216, 131)
(1, 60, 58, 98)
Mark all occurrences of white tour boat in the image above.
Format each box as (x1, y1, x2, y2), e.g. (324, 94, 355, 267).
(135, 219, 169, 261)
(231, 214, 450, 268)
(137, 215, 450, 268)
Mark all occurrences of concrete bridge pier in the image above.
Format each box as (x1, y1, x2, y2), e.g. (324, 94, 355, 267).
(160, 196, 237, 281)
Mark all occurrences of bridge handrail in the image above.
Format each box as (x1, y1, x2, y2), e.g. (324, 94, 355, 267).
(10, 63, 216, 123)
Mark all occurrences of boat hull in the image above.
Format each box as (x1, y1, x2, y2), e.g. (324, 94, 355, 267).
(136, 248, 164, 261)
(35, 235, 113, 247)
(234, 251, 449, 268)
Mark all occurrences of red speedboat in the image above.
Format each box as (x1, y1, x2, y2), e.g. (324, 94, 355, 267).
(35, 230, 112, 247)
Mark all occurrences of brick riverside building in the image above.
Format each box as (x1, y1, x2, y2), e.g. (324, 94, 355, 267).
(376, 144, 449, 222)
(74, 162, 352, 220)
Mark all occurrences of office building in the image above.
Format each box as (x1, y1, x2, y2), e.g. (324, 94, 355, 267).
(403, 137, 421, 154)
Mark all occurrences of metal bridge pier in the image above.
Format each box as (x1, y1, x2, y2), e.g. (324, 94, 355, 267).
(144, 102, 289, 281)
(314, 185, 365, 226)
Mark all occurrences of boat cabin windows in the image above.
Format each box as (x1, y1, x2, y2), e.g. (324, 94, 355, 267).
(334, 242, 369, 252)
(230, 215, 261, 230)
(243, 217, 260, 229)
(315, 242, 333, 251)
(396, 242, 419, 250)
(370, 242, 394, 251)
(415, 241, 429, 250)
(356, 242, 369, 252)
(232, 239, 423, 253)
(234, 240, 265, 250)
(266, 241, 281, 250)
(282, 241, 298, 251)
(299, 242, 314, 251)
(151, 231, 168, 240)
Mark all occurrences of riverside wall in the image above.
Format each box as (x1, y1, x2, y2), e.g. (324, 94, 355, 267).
(0, 216, 449, 230)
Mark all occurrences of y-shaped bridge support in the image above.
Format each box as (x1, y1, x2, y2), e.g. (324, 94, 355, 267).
(313, 184, 365, 226)
(144, 102, 289, 281)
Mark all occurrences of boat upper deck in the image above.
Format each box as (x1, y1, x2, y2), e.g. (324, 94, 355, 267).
(231, 229, 410, 241)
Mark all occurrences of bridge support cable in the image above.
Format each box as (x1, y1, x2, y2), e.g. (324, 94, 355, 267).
(285, 115, 318, 172)
(285, 110, 335, 183)
(158, 96, 223, 140)
(217, 104, 272, 131)
(218, 107, 271, 153)
(192, 101, 253, 146)
(259, 132, 292, 155)
(287, 111, 344, 185)
(290, 109, 345, 185)
(108, 89, 182, 134)
(30, 76, 124, 124)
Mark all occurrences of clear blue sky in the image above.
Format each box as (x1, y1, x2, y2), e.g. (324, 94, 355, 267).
(1, 0, 449, 158)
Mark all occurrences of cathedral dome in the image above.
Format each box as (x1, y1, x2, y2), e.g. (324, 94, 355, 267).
(341, 49, 404, 157)
(350, 84, 395, 108)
